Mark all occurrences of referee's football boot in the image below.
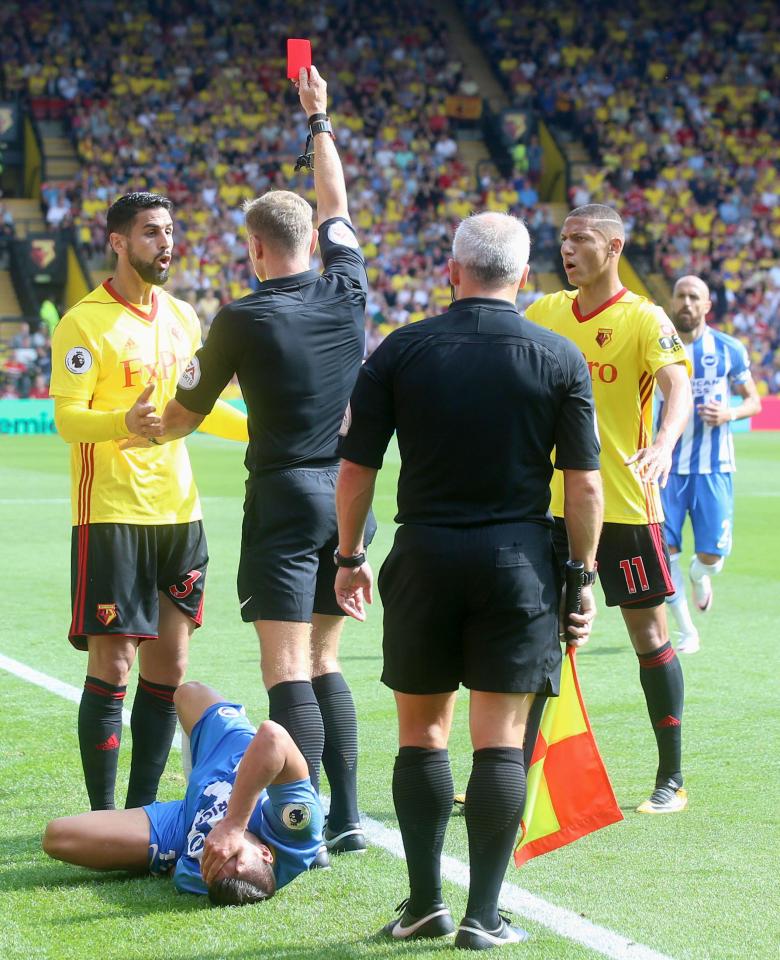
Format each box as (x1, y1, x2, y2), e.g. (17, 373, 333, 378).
(689, 558, 713, 612)
(378, 898, 455, 941)
(323, 818, 367, 855)
(636, 778, 689, 814)
(454, 913, 531, 950)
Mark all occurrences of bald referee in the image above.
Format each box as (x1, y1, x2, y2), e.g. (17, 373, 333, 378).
(334, 213, 603, 948)
(158, 66, 373, 860)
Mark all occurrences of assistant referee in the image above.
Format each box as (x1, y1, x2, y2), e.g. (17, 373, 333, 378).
(159, 65, 372, 859)
(334, 212, 604, 948)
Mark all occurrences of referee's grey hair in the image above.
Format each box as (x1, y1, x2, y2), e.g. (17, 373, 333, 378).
(452, 213, 530, 287)
(244, 191, 314, 254)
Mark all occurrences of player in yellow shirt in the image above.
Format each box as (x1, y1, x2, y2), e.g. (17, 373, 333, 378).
(527, 204, 693, 814)
(50, 192, 247, 812)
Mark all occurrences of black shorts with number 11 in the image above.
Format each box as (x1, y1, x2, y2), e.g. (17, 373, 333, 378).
(553, 517, 673, 609)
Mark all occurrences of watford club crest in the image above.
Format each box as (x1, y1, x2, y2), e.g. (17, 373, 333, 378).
(30, 239, 56, 270)
(96, 603, 118, 626)
(596, 328, 613, 348)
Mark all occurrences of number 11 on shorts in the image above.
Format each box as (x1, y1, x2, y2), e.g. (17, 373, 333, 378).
(620, 556, 649, 594)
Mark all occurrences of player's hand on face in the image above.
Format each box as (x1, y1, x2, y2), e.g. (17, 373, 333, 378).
(699, 400, 729, 426)
(297, 65, 327, 117)
(200, 819, 247, 886)
(334, 563, 373, 621)
(560, 584, 597, 647)
(625, 441, 673, 488)
(125, 382, 163, 438)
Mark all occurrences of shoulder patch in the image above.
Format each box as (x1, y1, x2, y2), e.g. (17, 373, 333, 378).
(281, 803, 313, 831)
(178, 357, 201, 390)
(327, 220, 360, 249)
(65, 347, 93, 374)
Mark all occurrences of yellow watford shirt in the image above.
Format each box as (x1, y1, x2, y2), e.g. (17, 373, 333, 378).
(526, 288, 690, 525)
(50, 280, 203, 526)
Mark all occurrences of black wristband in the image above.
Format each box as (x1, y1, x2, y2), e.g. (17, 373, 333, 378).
(333, 548, 366, 568)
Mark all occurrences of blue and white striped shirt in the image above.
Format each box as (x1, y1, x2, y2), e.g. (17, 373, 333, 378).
(657, 327, 750, 475)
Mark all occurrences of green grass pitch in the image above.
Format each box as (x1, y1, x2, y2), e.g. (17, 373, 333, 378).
(1, 432, 778, 959)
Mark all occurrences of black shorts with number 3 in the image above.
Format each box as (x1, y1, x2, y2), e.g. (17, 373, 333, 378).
(69, 520, 208, 650)
(552, 517, 673, 609)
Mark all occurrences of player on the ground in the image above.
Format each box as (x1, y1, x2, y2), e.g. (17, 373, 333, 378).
(154, 67, 372, 863)
(43, 681, 323, 903)
(50, 192, 247, 812)
(527, 203, 694, 814)
(659, 275, 761, 653)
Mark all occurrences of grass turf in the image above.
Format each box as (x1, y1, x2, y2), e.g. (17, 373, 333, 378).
(0, 432, 778, 959)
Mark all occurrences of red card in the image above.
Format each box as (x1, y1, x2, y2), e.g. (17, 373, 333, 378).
(287, 39, 312, 80)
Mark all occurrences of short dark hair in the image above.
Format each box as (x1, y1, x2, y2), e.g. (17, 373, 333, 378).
(567, 204, 624, 240)
(106, 192, 173, 237)
(207, 861, 276, 907)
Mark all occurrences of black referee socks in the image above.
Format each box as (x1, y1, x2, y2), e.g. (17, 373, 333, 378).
(312, 671, 359, 831)
(78, 675, 126, 810)
(464, 746, 526, 929)
(393, 746, 453, 916)
(268, 680, 325, 794)
(637, 642, 684, 788)
(125, 677, 178, 809)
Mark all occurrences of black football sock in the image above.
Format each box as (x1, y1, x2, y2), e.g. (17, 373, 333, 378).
(638, 642, 684, 788)
(522, 695, 547, 771)
(125, 677, 178, 808)
(268, 680, 325, 794)
(393, 746, 453, 916)
(78, 675, 126, 811)
(312, 672, 359, 830)
(464, 747, 526, 928)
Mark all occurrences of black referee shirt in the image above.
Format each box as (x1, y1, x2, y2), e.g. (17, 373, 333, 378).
(340, 297, 600, 526)
(176, 217, 367, 475)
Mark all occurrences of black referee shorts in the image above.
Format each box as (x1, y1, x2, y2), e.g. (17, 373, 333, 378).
(378, 522, 561, 695)
(238, 465, 376, 623)
(552, 517, 673, 609)
(69, 520, 208, 650)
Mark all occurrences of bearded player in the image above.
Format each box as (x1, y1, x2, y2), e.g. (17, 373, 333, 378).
(50, 192, 247, 812)
(526, 204, 693, 814)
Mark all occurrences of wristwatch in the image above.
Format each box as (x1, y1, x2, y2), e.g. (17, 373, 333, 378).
(582, 566, 598, 586)
(308, 114, 334, 138)
(333, 548, 366, 568)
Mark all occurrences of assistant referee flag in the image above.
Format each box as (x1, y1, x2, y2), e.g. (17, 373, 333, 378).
(515, 647, 623, 866)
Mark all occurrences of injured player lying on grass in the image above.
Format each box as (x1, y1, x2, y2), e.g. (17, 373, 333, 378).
(43, 681, 324, 905)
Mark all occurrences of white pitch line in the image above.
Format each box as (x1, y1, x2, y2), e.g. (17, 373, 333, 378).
(1, 652, 673, 960)
(0, 652, 180, 749)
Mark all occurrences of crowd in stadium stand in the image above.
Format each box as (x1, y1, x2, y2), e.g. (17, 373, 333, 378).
(1, 0, 778, 394)
(464, 0, 780, 394)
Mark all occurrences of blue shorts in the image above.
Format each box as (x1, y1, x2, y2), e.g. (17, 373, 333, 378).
(661, 473, 734, 557)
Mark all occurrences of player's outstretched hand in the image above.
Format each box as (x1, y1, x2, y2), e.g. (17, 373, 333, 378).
(625, 440, 673, 488)
(125, 382, 163, 438)
(335, 563, 373, 621)
(297, 64, 327, 117)
(560, 584, 597, 647)
(200, 819, 248, 886)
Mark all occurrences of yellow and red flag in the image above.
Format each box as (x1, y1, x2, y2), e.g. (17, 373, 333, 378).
(515, 646, 623, 866)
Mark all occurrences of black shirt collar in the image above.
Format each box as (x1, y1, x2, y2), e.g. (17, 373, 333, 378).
(259, 270, 320, 290)
(448, 296, 519, 313)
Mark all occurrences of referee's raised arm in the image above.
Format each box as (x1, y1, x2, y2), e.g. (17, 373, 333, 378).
(296, 65, 349, 225)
